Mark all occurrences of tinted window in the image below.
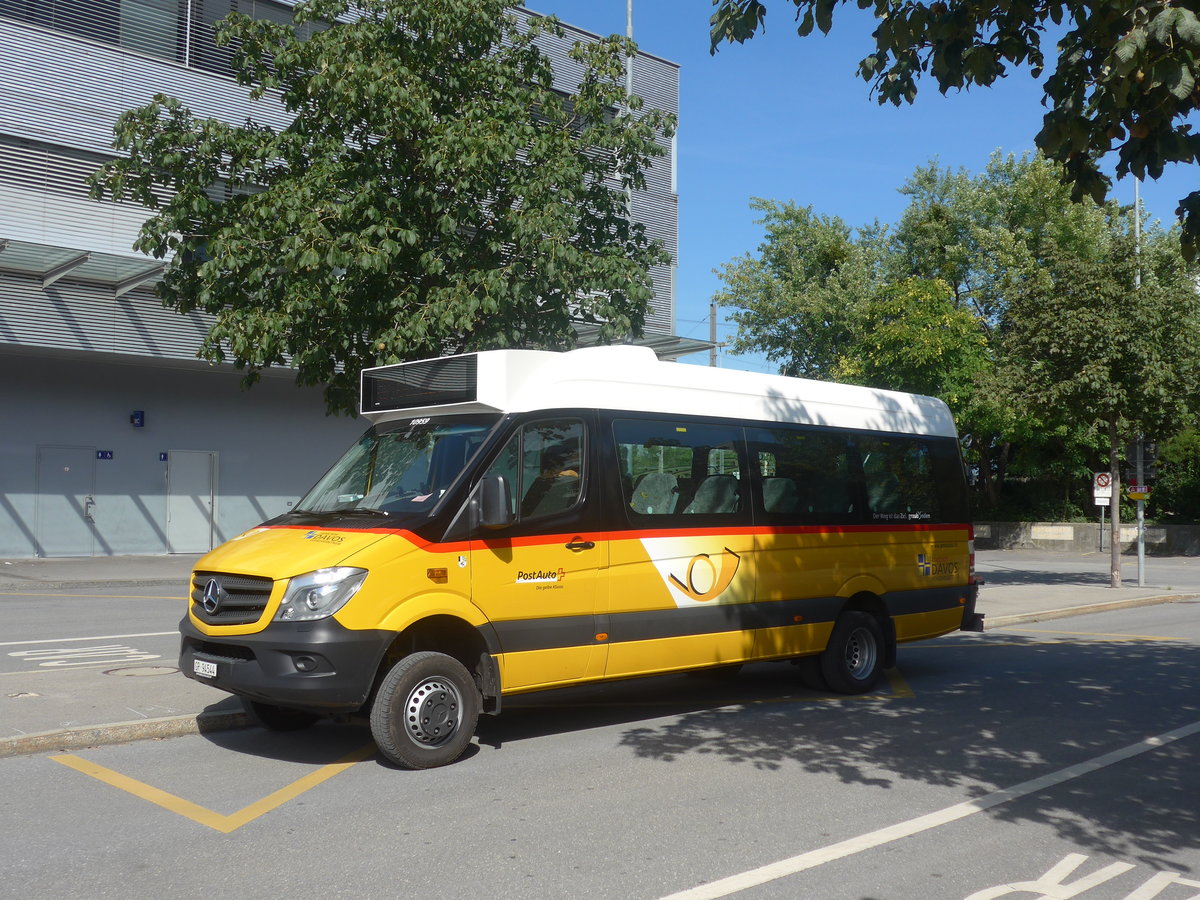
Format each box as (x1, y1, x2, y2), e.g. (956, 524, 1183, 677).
(614, 419, 746, 519)
(859, 436, 937, 523)
(748, 427, 861, 525)
(483, 419, 586, 522)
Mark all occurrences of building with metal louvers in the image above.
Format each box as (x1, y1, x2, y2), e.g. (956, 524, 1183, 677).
(0, 1, 684, 557)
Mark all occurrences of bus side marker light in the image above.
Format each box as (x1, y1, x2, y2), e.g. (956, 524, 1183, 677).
(427, 568, 448, 583)
(595, 632, 609, 642)
(793, 616, 804, 623)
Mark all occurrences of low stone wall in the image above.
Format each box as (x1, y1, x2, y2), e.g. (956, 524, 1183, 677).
(974, 521, 1200, 556)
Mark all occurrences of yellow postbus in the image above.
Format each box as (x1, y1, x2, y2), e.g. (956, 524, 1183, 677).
(180, 346, 982, 768)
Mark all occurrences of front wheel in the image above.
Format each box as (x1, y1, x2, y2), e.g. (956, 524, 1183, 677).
(819, 611, 885, 694)
(370, 651, 480, 769)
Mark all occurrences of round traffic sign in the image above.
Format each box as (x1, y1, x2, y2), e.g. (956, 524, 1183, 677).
(1095, 473, 1111, 488)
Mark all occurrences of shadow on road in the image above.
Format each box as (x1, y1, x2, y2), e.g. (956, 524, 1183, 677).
(200, 631, 1198, 869)
(601, 634, 1199, 870)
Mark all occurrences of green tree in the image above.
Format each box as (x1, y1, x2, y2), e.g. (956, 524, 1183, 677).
(710, 0, 1200, 258)
(831, 276, 988, 407)
(715, 154, 1200, 554)
(91, 0, 675, 414)
(998, 214, 1200, 582)
(714, 199, 883, 378)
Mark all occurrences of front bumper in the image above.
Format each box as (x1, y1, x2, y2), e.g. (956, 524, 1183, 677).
(179, 616, 394, 712)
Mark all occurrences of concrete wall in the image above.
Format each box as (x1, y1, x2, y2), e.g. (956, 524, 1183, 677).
(974, 521, 1200, 556)
(1, 351, 363, 557)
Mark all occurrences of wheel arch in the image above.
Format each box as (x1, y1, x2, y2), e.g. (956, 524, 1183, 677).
(371, 614, 502, 715)
(838, 591, 897, 669)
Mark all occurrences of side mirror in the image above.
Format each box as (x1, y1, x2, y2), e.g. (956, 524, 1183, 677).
(479, 474, 515, 530)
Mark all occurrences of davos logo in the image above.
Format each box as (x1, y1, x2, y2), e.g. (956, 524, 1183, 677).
(304, 531, 345, 544)
(917, 554, 959, 577)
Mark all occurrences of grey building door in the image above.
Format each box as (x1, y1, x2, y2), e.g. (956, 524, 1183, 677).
(167, 450, 217, 554)
(36, 445, 96, 557)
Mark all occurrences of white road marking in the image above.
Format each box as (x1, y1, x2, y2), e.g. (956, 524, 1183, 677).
(964, 853, 1135, 899)
(9, 645, 162, 667)
(0, 631, 176, 647)
(657, 719, 1200, 900)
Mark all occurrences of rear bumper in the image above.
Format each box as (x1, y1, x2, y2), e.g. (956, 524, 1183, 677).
(179, 616, 393, 712)
(960, 577, 985, 632)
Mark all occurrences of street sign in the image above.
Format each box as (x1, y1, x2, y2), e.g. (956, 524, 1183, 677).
(1129, 485, 1151, 500)
(1095, 496, 1111, 506)
(1093, 472, 1112, 499)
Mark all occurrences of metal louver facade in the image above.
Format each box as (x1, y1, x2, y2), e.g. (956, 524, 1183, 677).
(0, 3, 679, 345)
(0, 1, 682, 558)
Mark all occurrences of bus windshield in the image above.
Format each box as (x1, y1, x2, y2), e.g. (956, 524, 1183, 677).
(294, 416, 499, 517)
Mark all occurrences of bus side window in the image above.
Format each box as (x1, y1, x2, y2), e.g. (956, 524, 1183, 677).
(750, 427, 859, 524)
(615, 419, 747, 519)
(860, 436, 937, 521)
(482, 419, 586, 523)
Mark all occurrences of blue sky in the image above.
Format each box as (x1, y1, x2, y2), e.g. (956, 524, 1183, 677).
(529, 1, 1197, 372)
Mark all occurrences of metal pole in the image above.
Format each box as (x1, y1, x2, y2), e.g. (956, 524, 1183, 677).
(1134, 181, 1145, 586)
(1137, 435, 1146, 586)
(624, 0, 634, 222)
(709, 302, 718, 367)
(1134, 178, 1142, 290)
(626, 0, 634, 103)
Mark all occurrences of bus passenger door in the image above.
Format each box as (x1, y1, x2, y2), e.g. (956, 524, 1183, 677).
(471, 417, 607, 690)
(605, 419, 758, 677)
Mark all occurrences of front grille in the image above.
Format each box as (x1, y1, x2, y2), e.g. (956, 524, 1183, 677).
(188, 638, 255, 663)
(191, 571, 274, 626)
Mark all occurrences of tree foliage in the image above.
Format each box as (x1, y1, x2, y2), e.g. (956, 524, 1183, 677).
(710, 0, 1200, 259)
(715, 199, 883, 378)
(716, 153, 1200, 521)
(91, 0, 675, 414)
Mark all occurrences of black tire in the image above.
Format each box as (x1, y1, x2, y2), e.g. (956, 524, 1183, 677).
(370, 651, 480, 769)
(246, 699, 321, 732)
(819, 611, 885, 694)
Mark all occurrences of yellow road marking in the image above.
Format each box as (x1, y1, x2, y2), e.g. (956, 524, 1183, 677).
(885, 667, 914, 698)
(52, 743, 375, 833)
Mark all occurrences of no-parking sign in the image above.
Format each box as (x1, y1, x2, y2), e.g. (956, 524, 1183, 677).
(1093, 471, 1112, 499)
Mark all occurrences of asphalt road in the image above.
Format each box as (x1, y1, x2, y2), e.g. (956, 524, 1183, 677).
(2, 601, 1196, 899)
(0, 584, 183, 677)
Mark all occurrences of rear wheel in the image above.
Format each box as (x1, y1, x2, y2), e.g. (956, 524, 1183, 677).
(370, 651, 480, 769)
(819, 611, 884, 694)
(246, 700, 321, 732)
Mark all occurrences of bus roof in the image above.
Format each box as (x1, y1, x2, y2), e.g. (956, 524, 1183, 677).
(360, 346, 959, 438)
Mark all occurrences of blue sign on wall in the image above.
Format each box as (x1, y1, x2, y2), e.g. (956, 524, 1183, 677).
(97, 450, 114, 460)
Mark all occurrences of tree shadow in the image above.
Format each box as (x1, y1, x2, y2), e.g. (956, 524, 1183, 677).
(608, 634, 1200, 869)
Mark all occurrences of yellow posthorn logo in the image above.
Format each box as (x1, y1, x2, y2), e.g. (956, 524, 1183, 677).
(669, 547, 741, 602)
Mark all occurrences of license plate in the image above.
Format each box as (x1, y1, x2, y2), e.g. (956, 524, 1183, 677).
(193, 659, 218, 679)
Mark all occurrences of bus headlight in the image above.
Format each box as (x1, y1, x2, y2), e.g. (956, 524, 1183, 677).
(275, 567, 367, 622)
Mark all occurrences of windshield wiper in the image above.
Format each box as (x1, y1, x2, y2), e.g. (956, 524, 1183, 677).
(291, 507, 390, 518)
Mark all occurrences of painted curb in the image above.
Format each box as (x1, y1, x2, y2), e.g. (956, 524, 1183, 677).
(985, 593, 1197, 629)
(0, 710, 249, 759)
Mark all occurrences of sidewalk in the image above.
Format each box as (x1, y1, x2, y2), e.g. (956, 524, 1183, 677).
(2, 550, 1196, 758)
